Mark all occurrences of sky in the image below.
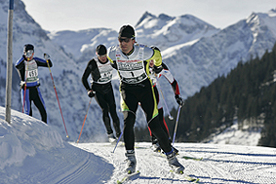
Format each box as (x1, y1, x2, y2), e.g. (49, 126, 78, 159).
(1, 106, 276, 183)
(21, 0, 275, 32)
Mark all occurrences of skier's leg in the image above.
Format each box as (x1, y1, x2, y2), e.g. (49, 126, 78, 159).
(140, 81, 172, 153)
(106, 88, 121, 138)
(33, 87, 47, 123)
(21, 88, 31, 116)
(95, 92, 113, 135)
(158, 108, 170, 137)
(120, 88, 139, 174)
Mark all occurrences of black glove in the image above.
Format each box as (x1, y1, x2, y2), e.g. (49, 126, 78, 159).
(175, 95, 184, 106)
(153, 65, 163, 74)
(88, 90, 95, 98)
(44, 53, 50, 60)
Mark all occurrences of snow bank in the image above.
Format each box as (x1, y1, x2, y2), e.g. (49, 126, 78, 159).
(0, 106, 113, 184)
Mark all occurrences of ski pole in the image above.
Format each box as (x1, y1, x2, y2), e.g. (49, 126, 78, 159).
(77, 97, 93, 143)
(46, 58, 69, 138)
(112, 131, 123, 153)
(22, 61, 28, 113)
(155, 74, 174, 120)
(172, 105, 182, 145)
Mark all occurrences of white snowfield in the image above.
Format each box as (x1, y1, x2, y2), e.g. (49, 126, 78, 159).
(1, 106, 276, 184)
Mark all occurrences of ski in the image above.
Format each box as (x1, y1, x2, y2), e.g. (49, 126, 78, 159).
(117, 170, 140, 184)
(170, 170, 199, 183)
(182, 156, 203, 161)
(185, 175, 200, 183)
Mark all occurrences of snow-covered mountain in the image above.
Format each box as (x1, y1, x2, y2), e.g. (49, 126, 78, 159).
(160, 9, 276, 106)
(0, 0, 121, 142)
(1, 107, 276, 184)
(1, 0, 276, 144)
(49, 9, 276, 112)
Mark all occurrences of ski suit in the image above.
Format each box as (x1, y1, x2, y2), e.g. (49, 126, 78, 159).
(15, 56, 53, 123)
(107, 44, 173, 153)
(82, 57, 121, 138)
(149, 62, 181, 142)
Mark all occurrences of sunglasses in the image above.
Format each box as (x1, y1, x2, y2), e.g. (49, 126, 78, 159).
(118, 37, 134, 43)
(24, 50, 33, 58)
(98, 54, 107, 58)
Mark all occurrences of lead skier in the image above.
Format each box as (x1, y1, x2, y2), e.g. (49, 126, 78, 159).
(107, 25, 184, 174)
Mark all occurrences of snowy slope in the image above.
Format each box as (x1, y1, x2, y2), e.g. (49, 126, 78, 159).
(1, 106, 276, 184)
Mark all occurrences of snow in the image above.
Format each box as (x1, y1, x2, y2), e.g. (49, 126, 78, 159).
(1, 106, 276, 184)
(205, 120, 262, 146)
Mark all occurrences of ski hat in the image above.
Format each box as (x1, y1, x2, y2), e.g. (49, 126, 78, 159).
(24, 44, 34, 53)
(96, 44, 107, 56)
(118, 25, 135, 39)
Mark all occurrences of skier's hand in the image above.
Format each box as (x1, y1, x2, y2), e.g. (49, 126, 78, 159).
(20, 81, 25, 88)
(88, 90, 95, 98)
(153, 65, 163, 74)
(175, 95, 184, 106)
(44, 53, 50, 60)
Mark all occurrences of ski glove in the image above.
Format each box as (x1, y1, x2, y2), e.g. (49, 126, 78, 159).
(44, 53, 50, 60)
(153, 65, 163, 74)
(175, 95, 184, 106)
(20, 81, 25, 89)
(88, 90, 96, 98)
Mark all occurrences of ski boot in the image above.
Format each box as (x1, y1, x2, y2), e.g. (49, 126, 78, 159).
(166, 150, 185, 174)
(172, 146, 179, 155)
(152, 138, 162, 152)
(125, 150, 136, 174)
(152, 142, 161, 152)
(108, 133, 117, 144)
(162, 146, 179, 155)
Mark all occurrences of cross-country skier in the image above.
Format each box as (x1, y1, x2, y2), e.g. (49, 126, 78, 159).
(82, 44, 121, 143)
(148, 46, 185, 153)
(15, 44, 52, 123)
(107, 25, 184, 174)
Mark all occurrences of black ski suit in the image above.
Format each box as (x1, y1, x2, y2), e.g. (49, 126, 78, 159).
(82, 57, 121, 138)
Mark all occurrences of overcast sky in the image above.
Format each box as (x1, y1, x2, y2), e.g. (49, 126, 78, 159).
(21, 0, 275, 32)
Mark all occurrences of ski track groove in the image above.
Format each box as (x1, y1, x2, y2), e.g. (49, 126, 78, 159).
(70, 142, 276, 184)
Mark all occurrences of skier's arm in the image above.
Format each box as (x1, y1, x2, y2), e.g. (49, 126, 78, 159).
(107, 46, 118, 69)
(150, 49, 163, 74)
(34, 57, 53, 67)
(160, 63, 180, 96)
(15, 56, 25, 81)
(107, 57, 118, 69)
(160, 63, 184, 105)
(82, 61, 93, 91)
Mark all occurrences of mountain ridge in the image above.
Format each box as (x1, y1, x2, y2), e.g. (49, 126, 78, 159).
(1, 0, 276, 144)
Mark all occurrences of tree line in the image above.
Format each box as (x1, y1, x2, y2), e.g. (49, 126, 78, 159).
(136, 42, 276, 148)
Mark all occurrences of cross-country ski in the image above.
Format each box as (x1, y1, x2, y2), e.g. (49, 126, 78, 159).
(117, 171, 140, 184)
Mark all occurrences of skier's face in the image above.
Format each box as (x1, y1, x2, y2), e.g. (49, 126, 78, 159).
(98, 54, 107, 63)
(149, 60, 154, 68)
(24, 50, 34, 61)
(118, 37, 135, 54)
